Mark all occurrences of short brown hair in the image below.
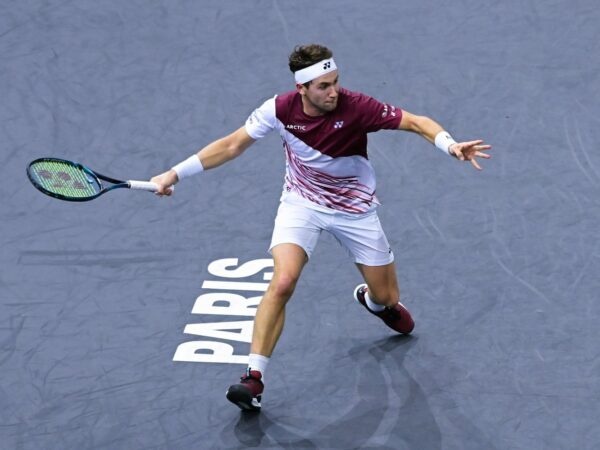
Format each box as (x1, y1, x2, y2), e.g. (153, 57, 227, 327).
(288, 44, 333, 75)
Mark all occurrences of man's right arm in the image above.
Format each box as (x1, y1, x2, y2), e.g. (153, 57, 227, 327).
(398, 110, 491, 170)
(151, 126, 256, 195)
(196, 126, 256, 170)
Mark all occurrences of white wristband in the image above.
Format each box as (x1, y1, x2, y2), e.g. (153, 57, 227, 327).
(172, 155, 204, 181)
(434, 131, 457, 156)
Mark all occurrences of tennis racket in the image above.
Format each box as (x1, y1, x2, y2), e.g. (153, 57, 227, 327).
(27, 157, 161, 202)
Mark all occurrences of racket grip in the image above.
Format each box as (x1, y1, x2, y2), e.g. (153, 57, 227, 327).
(128, 180, 159, 192)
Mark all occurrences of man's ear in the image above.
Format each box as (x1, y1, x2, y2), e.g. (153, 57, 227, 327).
(295, 83, 306, 95)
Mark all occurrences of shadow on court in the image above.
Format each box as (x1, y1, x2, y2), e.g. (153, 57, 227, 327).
(223, 337, 445, 449)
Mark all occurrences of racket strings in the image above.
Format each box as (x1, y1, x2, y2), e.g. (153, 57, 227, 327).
(31, 161, 100, 198)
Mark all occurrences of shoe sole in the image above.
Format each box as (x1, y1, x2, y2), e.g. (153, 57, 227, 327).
(353, 283, 367, 303)
(226, 385, 261, 412)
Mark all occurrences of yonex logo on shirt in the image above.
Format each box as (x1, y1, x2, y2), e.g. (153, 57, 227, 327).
(334, 121, 344, 129)
(381, 104, 396, 118)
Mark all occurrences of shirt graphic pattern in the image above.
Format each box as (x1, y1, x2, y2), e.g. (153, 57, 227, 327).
(245, 88, 402, 213)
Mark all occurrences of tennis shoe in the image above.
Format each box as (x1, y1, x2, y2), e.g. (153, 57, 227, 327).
(226, 369, 263, 412)
(354, 284, 414, 334)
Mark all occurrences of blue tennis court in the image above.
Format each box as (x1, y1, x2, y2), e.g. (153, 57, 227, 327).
(2, 1, 599, 448)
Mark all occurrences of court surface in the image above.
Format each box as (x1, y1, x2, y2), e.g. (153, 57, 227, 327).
(2, 1, 600, 449)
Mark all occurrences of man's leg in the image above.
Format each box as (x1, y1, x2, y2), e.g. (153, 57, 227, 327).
(355, 262, 414, 334)
(226, 243, 307, 411)
(356, 261, 400, 307)
(251, 243, 308, 356)
(326, 209, 413, 334)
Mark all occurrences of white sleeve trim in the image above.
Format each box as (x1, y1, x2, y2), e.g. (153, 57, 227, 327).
(245, 96, 276, 140)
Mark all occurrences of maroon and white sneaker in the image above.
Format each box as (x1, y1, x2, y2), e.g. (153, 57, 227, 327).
(354, 284, 414, 334)
(226, 369, 264, 411)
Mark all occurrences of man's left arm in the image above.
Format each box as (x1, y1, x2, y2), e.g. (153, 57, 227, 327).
(398, 110, 492, 170)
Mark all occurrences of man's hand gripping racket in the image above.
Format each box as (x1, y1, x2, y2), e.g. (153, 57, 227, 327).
(150, 169, 179, 197)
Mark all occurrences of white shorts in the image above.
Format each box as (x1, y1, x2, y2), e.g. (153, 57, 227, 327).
(269, 199, 394, 266)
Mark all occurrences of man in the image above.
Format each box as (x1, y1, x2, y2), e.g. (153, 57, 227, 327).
(151, 44, 491, 412)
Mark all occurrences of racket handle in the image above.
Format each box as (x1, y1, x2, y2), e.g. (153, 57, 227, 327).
(128, 180, 159, 192)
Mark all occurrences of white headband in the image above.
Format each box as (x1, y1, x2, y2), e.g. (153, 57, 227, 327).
(294, 58, 337, 84)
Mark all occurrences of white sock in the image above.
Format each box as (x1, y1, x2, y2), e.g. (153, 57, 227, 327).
(248, 353, 270, 380)
(365, 291, 386, 312)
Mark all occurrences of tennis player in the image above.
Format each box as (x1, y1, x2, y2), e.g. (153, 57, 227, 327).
(151, 44, 491, 412)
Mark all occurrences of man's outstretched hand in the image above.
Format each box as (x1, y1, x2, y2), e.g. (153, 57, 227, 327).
(449, 140, 492, 170)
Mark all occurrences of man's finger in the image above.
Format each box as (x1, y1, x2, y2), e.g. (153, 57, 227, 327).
(154, 186, 172, 197)
(462, 139, 484, 147)
(475, 151, 491, 159)
(471, 158, 482, 170)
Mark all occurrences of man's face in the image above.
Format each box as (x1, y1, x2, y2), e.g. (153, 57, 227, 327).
(298, 70, 339, 115)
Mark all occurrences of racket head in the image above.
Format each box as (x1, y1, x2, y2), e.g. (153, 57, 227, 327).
(27, 158, 103, 201)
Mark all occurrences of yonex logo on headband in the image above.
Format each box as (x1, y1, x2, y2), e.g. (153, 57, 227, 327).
(294, 58, 337, 84)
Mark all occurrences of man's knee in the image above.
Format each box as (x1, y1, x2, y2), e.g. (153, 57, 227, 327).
(268, 273, 299, 300)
